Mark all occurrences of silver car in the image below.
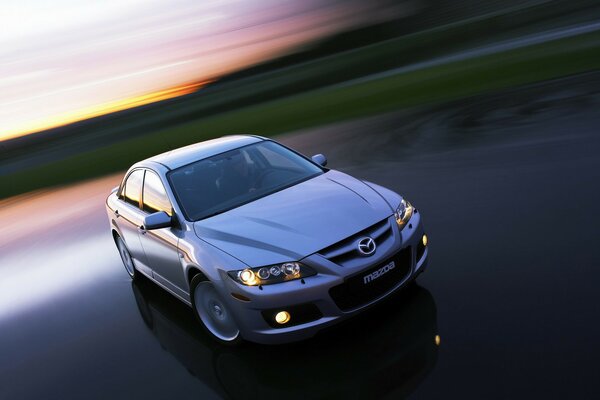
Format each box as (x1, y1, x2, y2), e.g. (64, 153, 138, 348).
(106, 135, 428, 344)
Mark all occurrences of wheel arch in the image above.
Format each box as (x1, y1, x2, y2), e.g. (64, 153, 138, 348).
(110, 219, 124, 244)
(187, 266, 209, 288)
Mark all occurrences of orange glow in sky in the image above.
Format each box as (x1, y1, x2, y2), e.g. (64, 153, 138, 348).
(0, 82, 208, 142)
(0, 1, 397, 142)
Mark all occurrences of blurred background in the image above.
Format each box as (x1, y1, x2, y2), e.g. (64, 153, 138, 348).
(1, 0, 599, 197)
(1, 1, 600, 399)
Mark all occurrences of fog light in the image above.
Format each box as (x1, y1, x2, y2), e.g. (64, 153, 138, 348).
(275, 311, 291, 324)
(422, 234, 428, 247)
(435, 334, 441, 346)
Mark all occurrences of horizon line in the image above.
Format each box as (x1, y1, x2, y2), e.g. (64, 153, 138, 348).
(0, 80, 211, 143)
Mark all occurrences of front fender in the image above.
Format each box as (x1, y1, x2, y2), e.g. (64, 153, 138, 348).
(362, 180, 403, 211)
(177, 231, 248, 293)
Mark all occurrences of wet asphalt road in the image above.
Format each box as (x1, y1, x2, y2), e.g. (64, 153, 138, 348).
(1, 73, 599, 399)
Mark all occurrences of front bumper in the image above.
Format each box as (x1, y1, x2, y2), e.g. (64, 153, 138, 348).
(220, 212, 428, 344)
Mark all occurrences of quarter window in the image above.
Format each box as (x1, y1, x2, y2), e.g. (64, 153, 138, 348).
(143, 171, 172, 215)
(123, 170, 144, 207)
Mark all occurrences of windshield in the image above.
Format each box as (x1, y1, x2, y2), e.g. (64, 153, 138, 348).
(167, 141, 324, 221)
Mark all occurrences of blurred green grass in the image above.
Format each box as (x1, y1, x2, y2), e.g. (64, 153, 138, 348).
(151, 1, 600, 118)
(2, 28, 599, 198)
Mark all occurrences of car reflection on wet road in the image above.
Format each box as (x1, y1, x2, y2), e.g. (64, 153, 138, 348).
(132, 276, 438, 399)
(1, 74, 600, 399)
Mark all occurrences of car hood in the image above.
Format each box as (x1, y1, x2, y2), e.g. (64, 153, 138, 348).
(193, 170, 393, 267)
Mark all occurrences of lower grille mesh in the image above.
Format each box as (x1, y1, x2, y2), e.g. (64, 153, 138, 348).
(329, 247, 412, 311)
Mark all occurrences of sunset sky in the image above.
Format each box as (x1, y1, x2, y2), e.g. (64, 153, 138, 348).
(0, 0, 400, 142)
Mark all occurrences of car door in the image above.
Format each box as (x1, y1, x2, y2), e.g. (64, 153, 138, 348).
(140, 170, 187, 298)
(114, 169, 152, 276)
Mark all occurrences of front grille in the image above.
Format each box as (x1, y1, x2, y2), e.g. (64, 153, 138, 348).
(329, 247, 412, 311)
(318, 218, 393, 266)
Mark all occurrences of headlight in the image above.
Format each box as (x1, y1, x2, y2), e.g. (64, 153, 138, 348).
(394, 198, 414, 230)
(228, 262, 316, 286)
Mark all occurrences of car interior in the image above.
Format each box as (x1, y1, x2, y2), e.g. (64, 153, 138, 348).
(168, 143, 312, 220)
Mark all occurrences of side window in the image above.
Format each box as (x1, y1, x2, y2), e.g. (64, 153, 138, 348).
(123, 170, 144, 207)
(143, 171, 172, 215)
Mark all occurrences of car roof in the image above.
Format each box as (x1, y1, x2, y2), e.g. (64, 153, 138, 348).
(144, 135, 264, 170)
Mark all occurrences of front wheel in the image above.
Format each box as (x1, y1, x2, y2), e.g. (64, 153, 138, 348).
(116, 236, 137, 279)
(191, 276, 242, 345)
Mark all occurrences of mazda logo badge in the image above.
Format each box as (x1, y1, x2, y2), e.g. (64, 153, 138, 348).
(357, 237, 376, 256)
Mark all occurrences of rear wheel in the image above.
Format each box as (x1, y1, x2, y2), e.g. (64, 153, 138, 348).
(191, 275, 241, 345)
(116, 236, 136, 279)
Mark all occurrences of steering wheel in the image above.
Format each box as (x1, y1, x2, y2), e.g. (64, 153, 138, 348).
(254, 169, 277, 188)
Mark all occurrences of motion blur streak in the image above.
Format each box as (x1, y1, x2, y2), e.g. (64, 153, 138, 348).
(0, 174, 122, 320)
(4, 82, 207, 140)
(0, 0, 405, 141)
(0, 234, 118, 320)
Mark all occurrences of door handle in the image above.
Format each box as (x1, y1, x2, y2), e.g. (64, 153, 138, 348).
(114, 210, 120, 218)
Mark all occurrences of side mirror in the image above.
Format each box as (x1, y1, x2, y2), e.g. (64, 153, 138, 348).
(311, 154, 327, 167)
(143, 211, 172, 230)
